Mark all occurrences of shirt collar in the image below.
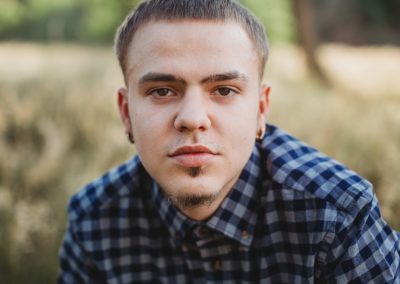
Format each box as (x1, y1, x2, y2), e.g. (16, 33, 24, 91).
(206, 145, 261, 246)
(150, 180, 198, 246)
(149, 144, 262, 247)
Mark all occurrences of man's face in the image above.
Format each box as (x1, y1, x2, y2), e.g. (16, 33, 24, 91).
(119, 20, 269, 218)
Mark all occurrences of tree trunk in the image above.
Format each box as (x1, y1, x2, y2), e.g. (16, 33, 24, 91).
(292, 0, 328, 82)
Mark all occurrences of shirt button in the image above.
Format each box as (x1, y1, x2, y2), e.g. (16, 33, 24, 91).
(198, 226, 210, 237)
(174, 233, 181, 241)
(212, 259, 222, 271)
(239, 245, 247, 252)
(241, 230, 250, 239)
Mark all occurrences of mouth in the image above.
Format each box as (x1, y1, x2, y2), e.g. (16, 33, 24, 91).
(168, 145, 218, 168)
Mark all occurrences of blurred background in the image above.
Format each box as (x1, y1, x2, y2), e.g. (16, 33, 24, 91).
(0, 0, 399, 282)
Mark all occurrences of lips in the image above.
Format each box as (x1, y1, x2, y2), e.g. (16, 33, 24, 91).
(168, 145, 217, 167)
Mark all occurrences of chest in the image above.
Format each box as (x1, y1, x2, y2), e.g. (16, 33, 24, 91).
(88, 223, 320, 283)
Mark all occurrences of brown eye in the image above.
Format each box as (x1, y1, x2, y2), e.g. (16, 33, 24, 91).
(216, 87, 238, 97)
(150, 88, 173, 97)
(156, 88, 170, 96)
(217, 87, 232, 96)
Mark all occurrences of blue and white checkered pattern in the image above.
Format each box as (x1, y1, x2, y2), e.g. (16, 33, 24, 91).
(59, 125, 400, 283)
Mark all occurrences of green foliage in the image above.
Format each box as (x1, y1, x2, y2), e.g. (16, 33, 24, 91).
(0, 1, 24, 32)
(80, 0, 140, 43)
(356, 0, 400, 26)
(0, 0, 81, 41)
(0, 0, 293, 44)
(0, 0, 399, 44)
(0, 0, 140, 43)
(241, 0, 295, 43)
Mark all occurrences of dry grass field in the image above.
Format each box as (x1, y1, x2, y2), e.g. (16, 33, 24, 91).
(0, 42, 399, 283)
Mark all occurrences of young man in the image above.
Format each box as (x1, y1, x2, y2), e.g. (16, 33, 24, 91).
(59, 0, 399, 282)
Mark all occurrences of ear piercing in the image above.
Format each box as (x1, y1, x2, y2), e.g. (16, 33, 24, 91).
(126, 132, 135, 144)
(256, 126, 266, 141)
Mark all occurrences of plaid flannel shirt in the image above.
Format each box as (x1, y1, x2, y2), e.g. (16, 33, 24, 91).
(59, 125, 400, 283)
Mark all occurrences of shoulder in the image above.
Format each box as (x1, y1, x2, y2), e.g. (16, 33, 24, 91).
(260, 125, 374, 215)
(66, 155, 147, 223)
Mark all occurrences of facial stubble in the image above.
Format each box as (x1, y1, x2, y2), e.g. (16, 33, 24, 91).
(167, 166, 219, 209)
(188, 166, 203, 178)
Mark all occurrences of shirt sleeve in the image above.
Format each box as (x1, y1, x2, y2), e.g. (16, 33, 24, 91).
(320, 194, 400, 283)
(58, 219, 104, 284)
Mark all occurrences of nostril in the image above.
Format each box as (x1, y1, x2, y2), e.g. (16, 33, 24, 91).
(173, 110, 211, 132)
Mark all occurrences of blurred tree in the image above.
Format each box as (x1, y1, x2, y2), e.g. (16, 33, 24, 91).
(292, 0, 327, 82)
(80, 0, 140, 43)
(0, 0, 398, 45)
(0, 0, 295, 44)
(0, 0, 140, 43)
(315, 0, 400, 45)
(0, 1, 24, 33)
(357, 0, 400, 27)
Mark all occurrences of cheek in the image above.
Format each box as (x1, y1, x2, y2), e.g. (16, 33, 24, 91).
(226, 100, 259, 131)
(130, 101, 156, 133)
(130, 105, 172, 154)
(129, 107, 151, 146)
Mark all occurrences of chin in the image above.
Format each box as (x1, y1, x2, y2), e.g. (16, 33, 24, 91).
(164, 184, 221, 210)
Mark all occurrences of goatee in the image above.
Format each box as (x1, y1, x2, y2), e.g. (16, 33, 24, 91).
(188, 167, 202, 177)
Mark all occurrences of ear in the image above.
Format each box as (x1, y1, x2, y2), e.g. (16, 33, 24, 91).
(257, 83, 271, 127)
(117, 87, 133, 135)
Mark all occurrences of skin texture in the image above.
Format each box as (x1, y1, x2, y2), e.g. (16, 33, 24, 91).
(118, 20, 270, 221)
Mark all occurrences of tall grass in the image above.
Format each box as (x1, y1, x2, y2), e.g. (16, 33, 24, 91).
(0, 43, 132, 283)
(0, 42, 399, 283)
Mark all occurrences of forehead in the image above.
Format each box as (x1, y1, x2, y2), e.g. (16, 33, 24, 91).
(125, 20, 259, 82)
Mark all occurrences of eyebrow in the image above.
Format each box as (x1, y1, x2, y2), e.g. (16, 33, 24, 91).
(138, 71, 248, 86)
(138, 73, 186, 86)
(200, 71, 248, 84)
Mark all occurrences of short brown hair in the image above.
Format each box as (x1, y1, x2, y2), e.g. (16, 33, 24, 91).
(114, 0, 269, 82)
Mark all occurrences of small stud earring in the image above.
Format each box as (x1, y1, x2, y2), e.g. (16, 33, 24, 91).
(126, 132, 135, 144)
(256, 126, 266, 141)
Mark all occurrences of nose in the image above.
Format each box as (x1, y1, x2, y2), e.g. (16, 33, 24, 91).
(174, 88, 211, 133)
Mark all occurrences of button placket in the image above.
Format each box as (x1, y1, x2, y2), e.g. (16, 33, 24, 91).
(197, 226, 210, 238)
(211, 259, 222, 272)
(241, 230, 250, 240)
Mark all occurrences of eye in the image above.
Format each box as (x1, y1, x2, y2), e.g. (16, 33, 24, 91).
(214, 87, 238, 97)
(149, 88, 175, 97)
